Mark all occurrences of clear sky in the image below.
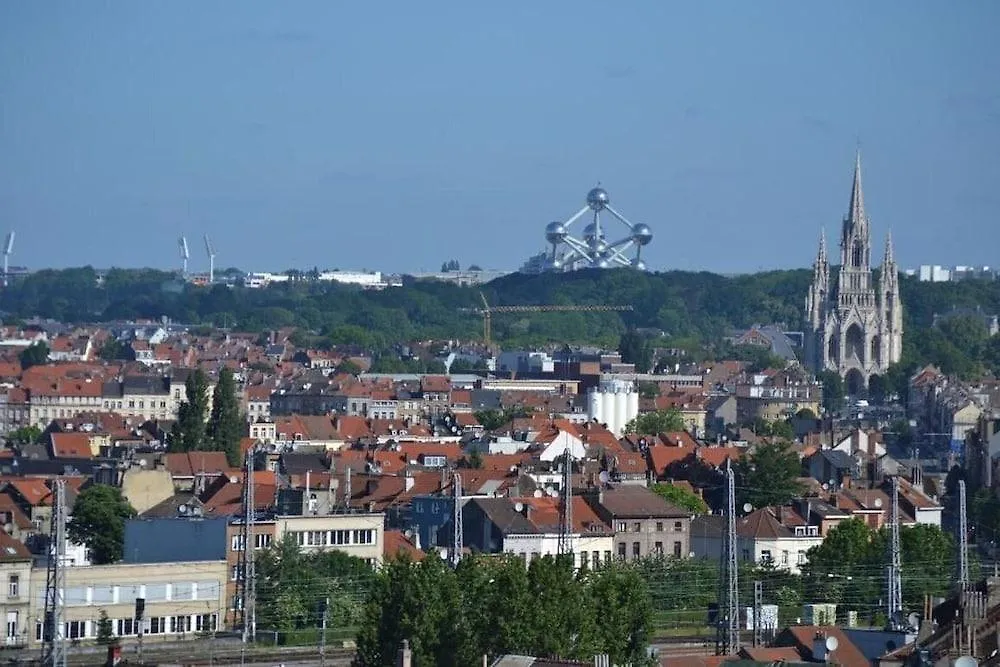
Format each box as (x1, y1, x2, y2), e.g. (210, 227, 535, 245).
(1, 2, 998, 275)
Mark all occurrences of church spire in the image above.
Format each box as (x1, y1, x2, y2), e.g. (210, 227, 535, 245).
(817, 228, 827, 263)
(883, 229, 895, 266)
(848, 149, 866, 227)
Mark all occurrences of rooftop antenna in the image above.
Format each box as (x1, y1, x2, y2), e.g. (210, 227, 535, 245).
(204, 234, 216, 284)
(3, 231, 14, 288)
(450, 472, 463, 567)
(178, 235, 190, 277)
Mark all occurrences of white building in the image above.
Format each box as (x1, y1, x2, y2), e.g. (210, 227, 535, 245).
(691, 508, 824, 575)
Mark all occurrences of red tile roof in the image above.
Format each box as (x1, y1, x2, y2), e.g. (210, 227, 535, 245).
(384, 529, 425, 561)
(49, 432, 94, 459)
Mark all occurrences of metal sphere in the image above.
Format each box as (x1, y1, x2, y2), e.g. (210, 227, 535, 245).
(632, 258, 647, 271)
(582, 222, 598, 241)
(586, 187, 610, 210)
(550, 257, 563, 269)
(593, 239, 608, 253)
(631, 223, 653, 246)
(596, 257, 611, 269)
(545, 221, 568, 244)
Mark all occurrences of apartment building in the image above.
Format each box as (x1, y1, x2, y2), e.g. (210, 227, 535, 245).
(26, 560, 228, 646)
(26, 378, 104, 428)
(0, 532, 32, 648)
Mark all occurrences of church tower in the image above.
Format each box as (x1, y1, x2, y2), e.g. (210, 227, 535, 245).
(804, 152, 902, 395)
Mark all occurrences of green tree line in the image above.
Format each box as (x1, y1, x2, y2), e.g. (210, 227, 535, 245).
(2, 267, 999, 371)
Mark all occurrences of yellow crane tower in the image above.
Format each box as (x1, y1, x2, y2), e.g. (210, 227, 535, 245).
(475, 291, 633, 351)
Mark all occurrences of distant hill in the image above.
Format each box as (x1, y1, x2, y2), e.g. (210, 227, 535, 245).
(0, 267, 998, 376)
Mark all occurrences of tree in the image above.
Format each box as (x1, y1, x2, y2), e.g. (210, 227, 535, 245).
(19, 341, 49, 370)
(637, 381, 660, 399)
(588, 563, 654, 665)
(624, 409, 686, 434)
(336, 359, 362, 376)
(96, 609, 115, 645)
(817, 370, 844, 413)
(734, 441, 804, 509)
(98, 338, 135, 362)
(618, 330, 652, 373)
(67, 484, 136, 564)
(6, 425, 41, 446)
(207, 367, 244, 466)
(170, 369, 210, 453)
(650, 483, 708, 513)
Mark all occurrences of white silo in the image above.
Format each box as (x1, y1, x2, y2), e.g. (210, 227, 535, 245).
(587, 389, 604, 426)
(614, 390, 628, 435)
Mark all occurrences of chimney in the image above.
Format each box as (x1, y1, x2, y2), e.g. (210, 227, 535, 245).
(397, 639, 412, 667)
(812, 632, 828, 662)
(404, 468, 415, 493)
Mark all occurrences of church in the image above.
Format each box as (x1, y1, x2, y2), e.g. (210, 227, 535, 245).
(804, 152, 903, 396)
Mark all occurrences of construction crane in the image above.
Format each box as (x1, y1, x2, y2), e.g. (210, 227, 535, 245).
(475, 292, 633, 350)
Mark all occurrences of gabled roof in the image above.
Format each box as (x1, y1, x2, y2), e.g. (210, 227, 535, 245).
(49, 432, 94, 459)
(383, 529, 425, 561)
(0, 530, 31, 562)
(162, 451, 230, 478)
(591, 486, 688, 519)
(738, 508, 794, 539)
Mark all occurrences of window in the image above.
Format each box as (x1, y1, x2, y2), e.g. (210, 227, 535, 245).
(808, 526, 819, 537)
(742, 548, 750, 561)
(760, 550, 772, 564)
(254, 533, 271, 549)
(781, 551, 789, 565)
(673, 541, 682, 558)
(655, 522, 664, 532)
(353, 529, 374, 545)
(794, 526, 806, 537)
(654, 541, 663, 555)
(616, 522, 627, 532)
(580, 551, 589, 568)
(65, 620, 86, 639)
(6, 611, 17, 640)
(632, 542, 641, 560)
(632, 522, 641, 533)
(231, 565, 242, 581)
(231, 535, 245, 551)
(592, 550, 600, 567)
(530, 552, 540, 562)
(797, 552, 807, 565)
(149, 617, 165, 634)
(117, 619, 135, 636)
(171, 616, 191, 634)
(333, 530, 349, 545)
(8, 575, 18, 598)
(617, 543, 626, 559)
(674, 521, 683, 531)
(195, 614, 217, 633)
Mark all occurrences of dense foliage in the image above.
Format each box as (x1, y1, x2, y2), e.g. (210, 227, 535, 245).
(255, 536, 375, 635)
(67, 484, 137, 564)
(624, 409, 686, 435)
(207, 367, 244, 466)
(650, 483, 709, 513)
(356, 554, 654, 667)
(2, 267, 999, 374)
(734, 441, 805, 509)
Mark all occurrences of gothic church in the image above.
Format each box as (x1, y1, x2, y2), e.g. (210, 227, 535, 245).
(804, 152, 902, 395)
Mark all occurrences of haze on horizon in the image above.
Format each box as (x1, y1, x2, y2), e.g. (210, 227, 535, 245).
(1, 2, 998, 275)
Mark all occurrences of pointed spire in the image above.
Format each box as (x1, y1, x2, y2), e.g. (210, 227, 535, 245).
(848, 149, 866, 226)
(817, 228, 827, 263)
(883, 229, 895, 266)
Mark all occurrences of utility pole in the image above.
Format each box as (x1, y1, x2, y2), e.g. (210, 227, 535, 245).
(558, 450, 574, 557)
(753, 580, 763, 647)
(717, 460, 739, 655)
(41, 479, 67, 667)
(886, 476, 903, 627)
(450, 472, 463, 567)
(135, 597, 145, 664)
(319, 597, 329, 667)
(958, 479, 969, 587)
(237, 453, 256, 642)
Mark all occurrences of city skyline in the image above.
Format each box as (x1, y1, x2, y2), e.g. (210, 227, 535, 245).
(1, 2, 998, 274)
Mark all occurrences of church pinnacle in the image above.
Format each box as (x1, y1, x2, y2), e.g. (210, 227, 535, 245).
(848, 149, 866, 227)
(817, 228, 827, 263)
(884, 229, 895, 265)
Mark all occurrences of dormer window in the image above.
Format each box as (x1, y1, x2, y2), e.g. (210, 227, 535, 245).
(807, 526, 819, 537)
(794, 526, 806, 537)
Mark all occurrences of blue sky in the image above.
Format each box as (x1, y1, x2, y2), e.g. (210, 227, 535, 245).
(1, 2, 998, 274)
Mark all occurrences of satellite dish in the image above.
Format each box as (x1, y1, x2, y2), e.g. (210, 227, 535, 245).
(533, 489, 543, 498)
(825, 636, 839, 652)
(178, 504, 189, 514)
(874, 498, 884, 508)
(821, 483, 829, 491)
(514, 502, 524, 512)
(551, 490, 560, 498)
(907, 612, 920, 629)
(743, 503, 753, 513)
(955, 657, 978, 667)
(192, 506, 203, 517)
(599, 471, 610, 484)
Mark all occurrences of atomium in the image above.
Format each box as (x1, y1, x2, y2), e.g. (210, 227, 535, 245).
(540, 185, 652, 271)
